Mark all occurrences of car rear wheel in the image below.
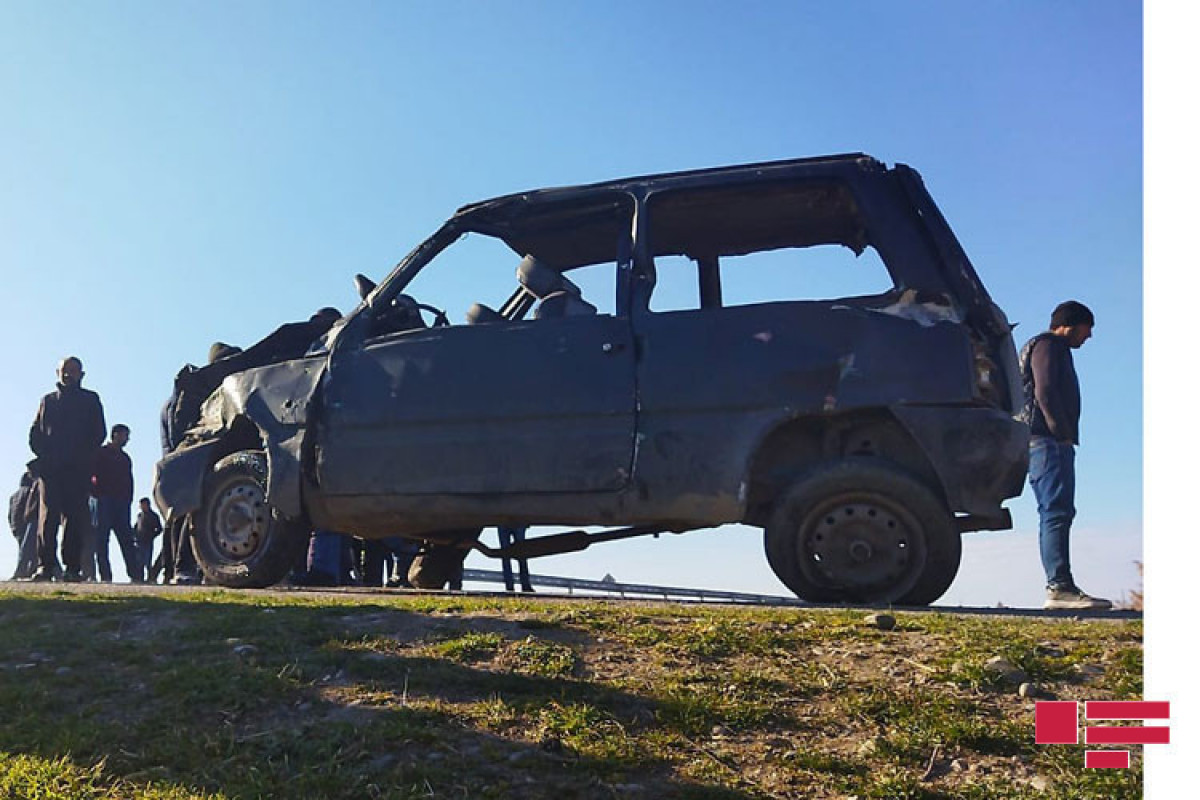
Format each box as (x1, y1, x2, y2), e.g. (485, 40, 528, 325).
(191, 451, 308, 588)
(764, 457, 959, 605)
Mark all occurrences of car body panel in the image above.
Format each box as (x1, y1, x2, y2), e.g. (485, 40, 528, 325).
(315, 313, 637, 497)
(629, 299, 978, 514)
(155, 357, 324, 521)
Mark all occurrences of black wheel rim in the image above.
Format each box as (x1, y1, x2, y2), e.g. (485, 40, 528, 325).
(210, 480, 268, 561)
(794, 492, 927, 602)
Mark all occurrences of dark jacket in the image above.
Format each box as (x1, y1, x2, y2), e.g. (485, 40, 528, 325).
(1019, 332, 1082, 445)
(93, 444, 134, 504)
(8, 481, 36, 538)
(29, 384, 107, 476)
(134, 508, 162, 541)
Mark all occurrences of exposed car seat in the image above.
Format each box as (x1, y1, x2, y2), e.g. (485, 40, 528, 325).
(516, 255, 597, 319)
(465, 303, 506, 325)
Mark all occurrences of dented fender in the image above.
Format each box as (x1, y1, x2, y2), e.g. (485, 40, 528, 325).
(153, 437, 225, 523)
(154, 356, 326, 523)
(890, 404, 1029, 519)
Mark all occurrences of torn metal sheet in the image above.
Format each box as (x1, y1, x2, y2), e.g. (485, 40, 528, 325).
(847, 288, 964, 327)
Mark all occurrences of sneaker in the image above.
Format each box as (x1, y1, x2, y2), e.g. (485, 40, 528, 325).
(30, 567, 54, 583)
(60, 570, 85, 583)
(170, 571, 199, 586)
(1044, 585, 1112, 611)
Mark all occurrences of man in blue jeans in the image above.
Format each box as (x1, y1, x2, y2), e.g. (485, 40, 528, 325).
(1020, 300, 1111, 610)
(92, 423, 142, 582)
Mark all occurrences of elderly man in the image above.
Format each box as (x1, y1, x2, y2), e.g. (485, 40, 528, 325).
(28, 357, 107, 582)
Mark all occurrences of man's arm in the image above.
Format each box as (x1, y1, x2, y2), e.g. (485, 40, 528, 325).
(8, 490, 26, 536)
(1031, 339, 1068, 440)
(29, 397, 49, 459)
(92, 396, 107, 448)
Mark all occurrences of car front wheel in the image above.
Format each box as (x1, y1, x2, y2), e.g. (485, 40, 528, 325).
(191, 450, 308, 588)
(764, 457, 960, 606)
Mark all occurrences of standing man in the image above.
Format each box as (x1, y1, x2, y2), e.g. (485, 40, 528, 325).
(28, 356, 106, 582)
(93, 424, 141, 582)
(1020, 301, 1111, 610)
(133, 497, 162, 583)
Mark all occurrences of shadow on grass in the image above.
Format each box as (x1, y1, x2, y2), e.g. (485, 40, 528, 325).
(0, 593, 759, 800)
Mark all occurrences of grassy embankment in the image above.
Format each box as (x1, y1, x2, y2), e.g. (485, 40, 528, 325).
(0, 587, 1142, 799)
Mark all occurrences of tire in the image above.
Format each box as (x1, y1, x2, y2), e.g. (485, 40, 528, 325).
(896, 514, 962, 607)
(408, 543, 470, 590)
(764, 457, 959, 605)
(191, 451, 309, 588)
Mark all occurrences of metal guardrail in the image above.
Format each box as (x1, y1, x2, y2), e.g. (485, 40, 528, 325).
(456, 571, 1141, 616)
(461, 568, 803, 605)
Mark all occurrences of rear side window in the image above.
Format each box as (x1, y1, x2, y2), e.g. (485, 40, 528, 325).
(645, 180, 894, 312)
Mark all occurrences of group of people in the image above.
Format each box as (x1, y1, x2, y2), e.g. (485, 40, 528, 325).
(7, 357, 158, 583)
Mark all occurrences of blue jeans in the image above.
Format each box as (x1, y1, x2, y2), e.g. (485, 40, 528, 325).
(1028, 437, 1076, 589)
(308, 530, 351, 583)
(137, 535, 156, 578)
(95, 496, 141, 582)
(498, 526, 533, 592)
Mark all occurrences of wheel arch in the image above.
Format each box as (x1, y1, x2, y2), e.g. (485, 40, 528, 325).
(153, 411, 311, 524)
(223, 407, 309, 523)
(743, 409, 946, 527)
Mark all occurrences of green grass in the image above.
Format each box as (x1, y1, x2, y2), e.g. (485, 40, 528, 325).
(0, 588, 1142, 799)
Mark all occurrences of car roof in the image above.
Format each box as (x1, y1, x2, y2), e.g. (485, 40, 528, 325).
(453, 152, 882, 220)
(444, 153, 888, 269)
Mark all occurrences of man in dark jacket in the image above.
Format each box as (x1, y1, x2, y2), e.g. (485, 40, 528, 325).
(1019, 301, 1110, 610)
(133, 497, 162, 582)
(93, 423, 141, 582)
(28, 356, 107, 582)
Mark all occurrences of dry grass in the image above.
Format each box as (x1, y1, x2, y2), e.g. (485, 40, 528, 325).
(0, 586, 1142, 799)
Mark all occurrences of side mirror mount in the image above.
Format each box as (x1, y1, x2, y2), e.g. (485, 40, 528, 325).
(354, 274, 376, 300)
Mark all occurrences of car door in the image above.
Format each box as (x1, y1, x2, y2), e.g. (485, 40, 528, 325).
(316, 312, 637, 497)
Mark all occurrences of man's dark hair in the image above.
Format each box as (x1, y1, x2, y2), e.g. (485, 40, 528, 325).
(1050, 300, 1095, 329)
(312, 307, 341, 322)
(139, 497, 152, 505)
(112, 423, 130, 436)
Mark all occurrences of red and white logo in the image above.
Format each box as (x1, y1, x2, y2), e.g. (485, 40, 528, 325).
(1035, 700, 1170, 768)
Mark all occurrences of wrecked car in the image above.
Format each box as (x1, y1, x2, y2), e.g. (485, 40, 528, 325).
(153, 153, 1028, 605)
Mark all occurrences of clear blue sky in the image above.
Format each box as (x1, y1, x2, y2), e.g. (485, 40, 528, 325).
(0, 1, 1143, 607)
